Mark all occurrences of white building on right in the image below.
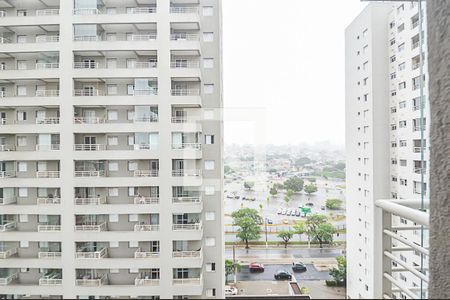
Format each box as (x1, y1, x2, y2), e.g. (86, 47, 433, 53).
(346, 2, 429, 299)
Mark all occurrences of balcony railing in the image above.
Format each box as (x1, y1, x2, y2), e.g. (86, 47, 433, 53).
(37, 224, 61, 232)
(76, 247, 107, 259)
(170, 33, 200, 41)
(73, 89, 103, 96)
(36, 35, 59, 43)
(75, 222, 107, 232)
(172, 143, 202, 150)
(171, 88, 200, 96)
(172, 196, 201, 204)
(172, 169, 201, 177)
(36, 8, 60, 16)
(74, 170, 105, 177)
(128, 7, 157, 14)
(37, 197, 61, 205)
(170, 60, 200, 68)
(134, 224, 160, 232)
(0, 273, 18, 285)
(0, 145, 15, 152)
(0, 197, 16, 205)
(133, 144, 152, 151)
(172, 250, 201, 258)
(413, 146, 425, 153)
(74, 117, 105, 124)
(0, 247, 18, 259)
(128, 61, 157, 69)
(375, 199, 429, 299)
(75, 274, 107, 287)
(38, 252, 62, 259)
(414, 167, 427, 174)
(172, 222, 202, 231)
(35, 63, 59, 69)
(170, 7, 199, 14)
(35, 90, 59, 97)
(134, 196, 159, 205)
(39, 277, 62, 286)
(36, 117, 60, 124)
(134, 170, 159, 177)
(73, 8, 99, 15)
(133, 116, 158, 123)
(74, 144, 106, 151)
(74, 197, 106, 205)
(73, 62, 99, 69)
(172, 276, 202, 285)
(36, 171, 60, 178)
(36, 144, 60, 151)
(171, 116, 197, 123)
(135, 276, 159, 286)
(0, 221, 16, 232)
(134, 248, 159, 258)
(74, 34, 157, 42)
(0, 171, 16, 178)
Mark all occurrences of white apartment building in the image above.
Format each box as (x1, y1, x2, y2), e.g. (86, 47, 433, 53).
(346, 2, 429, 299)
(0, 0, 224, 299)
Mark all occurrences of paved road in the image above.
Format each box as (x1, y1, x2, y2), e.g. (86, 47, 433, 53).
(233, 264, 332, 282)
(226, 247, 344, 259)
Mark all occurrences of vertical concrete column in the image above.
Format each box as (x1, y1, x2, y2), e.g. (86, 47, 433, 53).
(427, 1, 450, 298)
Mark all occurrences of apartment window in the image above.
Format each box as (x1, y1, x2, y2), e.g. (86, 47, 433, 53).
(391, 124, 397, 131)
(128, 187, 137, 196)
(363, 45, 368, 54)
(399, 140, 407, 147)
(127, 110, 134, 121)
(203, 58, 214, 69)
(203, 6, 214, 16)
(397, 4, 405, 13)
(204, 135, 215, 144)
(108, 187, 119, 197)
(204, 84, 214, 94)
(107, 136, 119, 146)
(107, 84, 118, 95)
(203, 32, 214, 42)
(108, 161, 119, 171)
(363, 109, 369, 118)
(362, 29, 368, 37)
(397, 23, 405, 33)
(206, 263, 216, 272)
(399, 81, 406, 90)
(398, 43, 405, 52)
(205, 186, 215, 195)
(109, 214, 119, 222)
(390, 38, 396, 46)
(390, 21, 396, 29)
(390, 55, 396, 63)
(205, 237, 216, 246)
(204, 160, 215, 170)
(20, 241, 29, 248)
(400, 178, 408, 186)
(362, 61, 368, 70)
(363, 94, 369, 102)
(399, 62, 406, 71)
(392, 159, 398, 165)
(391, 106, 397, 113)
(400, 159, 407, 167)
(128, 161, 138, 171)
(390, 72, 396, 79)
(18, 161, 27, 172)
(391, 90, 397, 96)
(19, 214, 28, 222)
(399, 120, 407, 128)
(206, 289, 216, 297)
(107, 110, 118, 121)
(18, 187, 28, 197)
(205, 212, 216, 221)
(391, 141, 397, 148)
(129, 214, 138, 222)
(363, 77, 368, 85)
(17, 111, 27, 121)
(399, 101, 407, 109)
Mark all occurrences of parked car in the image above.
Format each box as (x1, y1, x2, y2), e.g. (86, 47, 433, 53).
(305, 202, 314, 207)
(267, 219, 273, 225)
(274, 270, 292, 280)
(281, 209, 287, 215)
(277, 208, 282, 214)
(283, 218, 289, 224)
(225, 286, 238, 295)
(295, 210, 301, 217)
(226, 195, 234, 199)
(292, 262, 307, 272)
(249, 263, 265, 273)
(235, 196, 240, 199)
(286, 210, 291, 216)
(321, 205, 326, 210)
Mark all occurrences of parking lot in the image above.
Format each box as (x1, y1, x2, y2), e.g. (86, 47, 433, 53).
(235, 264, 332, 282)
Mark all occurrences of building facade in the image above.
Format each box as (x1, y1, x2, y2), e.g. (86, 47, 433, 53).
(346, 2, 429, 299)
(0, 0, 224, 298)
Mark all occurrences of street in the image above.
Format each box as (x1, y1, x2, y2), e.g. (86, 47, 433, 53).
(235, 264, 332, 281)
(226, 247, 344, 260)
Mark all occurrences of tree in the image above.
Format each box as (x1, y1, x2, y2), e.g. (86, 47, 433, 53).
(326, 199, 343, 210)
(224, 165, 234, 174)
(305, 214, 337, 248)
(266, 196, 270, 205)
(269, 186, 278, 197)
(283, 177, 304, 192)
(277, 230, 294, 248)
(334, 162, 346, 171)
(258, 203, 263, 213)
(329, 256, 346, 286)
(231, 208, 263, 249)
(294, 157, 312, 167)
(283, 189, 294, 206)
(225, 259, 241, 284)
(244, 181, 255, 190)
(293, 221, 305, 241)
(304, 183, 318, 195)
(307, 177, 316, 183)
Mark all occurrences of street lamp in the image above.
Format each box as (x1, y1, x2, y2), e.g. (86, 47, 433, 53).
(264, 217, 268, 249)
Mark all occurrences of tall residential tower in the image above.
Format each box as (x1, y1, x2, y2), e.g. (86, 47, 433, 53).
(0, 0, 224, 298)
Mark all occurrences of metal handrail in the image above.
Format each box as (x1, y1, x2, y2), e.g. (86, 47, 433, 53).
(37, 197, 61, 205)
(75, 222, 107, 232)
(36, 117, 60, 124)
(172, 169, 201, 177)
(74, 170, 105, 177)
(36, 144, 60, 151)
(134, 224, 160, 231)
(73, 8, 99, 15)
(171, 88, 200, 96)
(170, 6, 199, 14)
(0, 145, 15, 152)
(128, 7, 157, 14)
(0, 221, 16, 232)
(134, 197, 159, 204)
(35, 63, 59, 69)
(170, 33, 200, 41)
(36, 171, 60, 178)
(37, 224, 61, 232)
(172, 196, 201, 204)
(73, 144, 106, 151)
(73, 117, 105, 124)
(0, 247, 18, 259)
(0, 197, 16, 205)
(172, 143, 201, 150)
(35, 90, 59, 97)
(74, 197, 106, 205)
(36, 9, 60, 16)
(36, 35, 59, 43)
(134, 170, 159, 177)
(38, 252, 61, 259)
(172, 222, 202, 231)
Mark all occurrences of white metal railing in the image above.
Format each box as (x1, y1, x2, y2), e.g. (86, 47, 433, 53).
(36, 117, 60, 124)
(412, 63, 420, 70)
(39, 277, 62, 286)
(133, 116, 158, 123)
(172, 143, 201, 150)
(0, 118, 8, 125)
(170, 33, 200, 41)
(0, 171, 15, 178)
(0, 197, 16, 205)
(0, 37, 11, 44)
(37, 224, 61, 232)
(73, 8, 99, 15)
(134, 170, 159, 177)
(375, 199, 429, 299)
(0, 145, 14, 152)
(36, 144, 60, 151)
(130, 34, 157, 41)
(73, 144, 106, 151)
(74, 117, 105, 124)
(134, 197, 159, 205)
(75, 222, 107, 232)
(172, 169, 201, 177)
(413, 147, 424, 153)
(172, 250, 201, 258)
(75, 274, 107, 286)
(170, 60, 200, 68)
(135, 277, 159, 286)
(36, 9, 60, 16)
(74, 197, 106, 205)
(171, 116, 197, 123)
(73, 62, 99, 69)
(38, 252, 61, 259)
(0, 221, 16, 232)
(36, 171, 60, 178)
(35, 62, 59, 69)
(76, 247, 107, 259)
(36, 35, 59, 43)
(134, 224, 160, 231)
(74, 170, 105, 177)
(170, 6, 199, 14)
(0, 247, 18, 259)
(172, 276, 202, 285)
(132, 89, 158, 96)
(134, 248, 159, 258)
(414, 167, 426, 174)
(172, 222, 202, 231)
(413, 125, 426, 132)
(171, 88, 200, 96)
(73, 35, 100, 42)
(172, 196, 201, 204)
(0, 273, 18, 285)
(128, 7, 157, 14)
(128, 61, 157, 69)
(35, 90, 59, 97)
(37, 197, 61, 205)
(73, 89, 102, 96)
(0, 11, 6, 17)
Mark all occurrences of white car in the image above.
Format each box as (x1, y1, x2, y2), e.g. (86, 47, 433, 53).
(225, 285, 238, 295)
(277, 208, 282, 214)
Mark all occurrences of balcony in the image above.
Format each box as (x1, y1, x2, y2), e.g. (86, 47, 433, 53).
(170, 33, 199, 41)
(172, 196, 201, 204)
(74, 197, 106, 206)
(75, 273, 107, 287)
(39, 277, 62, 286)
(0, 145, 15, 152)
(134, 248, 159, 259)
(134, 224, 160, 232)
(73, 7, 156, 15)
(36, 144, 60, 151)
(36, 197, 61, 205)
(171, 88, 200, 96)
(74, 170, 106, 177)
(172, 222, 202, 231)
(0, 272, 18, 285)
(0, 247, 18, 259)
(0, 221, 17, 232)
(37, 224, 61, 232)
(170, 6, 198, 14)
(74, 144, 106, 151)
(0, 197, 16, 205)
(173, 275, 202, 286)
(0, 171, 15, 178)
(134, 170, 159, 177)
(74, 117, 106, 124)
(38, 251, 61, 259)
(75, 222, 107, 232)
(375, 199, 429, 299)
(172, 143, 201, 150)
(76, 247, 108, 259)
(172, 169, 201, 177)
(36, 171, 60, 178)
(172, 250, 202, 259)
(73, 33, 157, 42)
(134, 275, 159, 286)
(134, 196, 159, 205)
(171, 60, 200, 69)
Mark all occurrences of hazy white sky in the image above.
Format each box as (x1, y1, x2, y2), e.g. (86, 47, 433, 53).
(222, 0, 367, 146)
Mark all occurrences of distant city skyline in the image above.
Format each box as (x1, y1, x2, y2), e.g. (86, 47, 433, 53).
(223, 0, 367, 146)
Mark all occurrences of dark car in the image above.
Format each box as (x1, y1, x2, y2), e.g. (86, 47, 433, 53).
(292, 262, 307, 272)
(249, 263, 265, 273)
(266, 219, 273, 225)
(274, 270, 292, 280)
